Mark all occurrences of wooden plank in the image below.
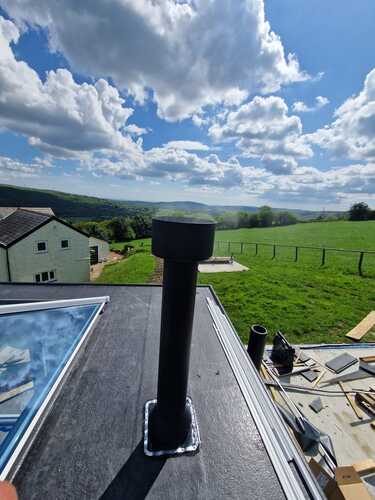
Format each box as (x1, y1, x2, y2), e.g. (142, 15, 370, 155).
(338, 381, 364, 420)
(0, 381, 33, 404)
(345, 311, 375, 340)
(355, 394, 375, 416)
(356, 393, 375, 409)
(312, 369, 326, 388)
(260, 365, 277, 401)
(352, 459, 375, 475)
(359, 355, 375, 363)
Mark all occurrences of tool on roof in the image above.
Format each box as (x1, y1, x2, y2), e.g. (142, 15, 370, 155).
(264, 380, 375, 395)
(270, 331, 295, 374)
(275, 402, 336, 467)
(263, 362, 337, 467)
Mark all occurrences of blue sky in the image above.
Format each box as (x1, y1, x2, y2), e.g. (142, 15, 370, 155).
(0, 0, 374, 210)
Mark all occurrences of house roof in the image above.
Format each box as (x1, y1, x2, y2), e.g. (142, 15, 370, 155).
(0, 283, 319, 499)
(0, 209, 52, 247)
(0, 207, 54, 219)
(0, 209, 88, 248)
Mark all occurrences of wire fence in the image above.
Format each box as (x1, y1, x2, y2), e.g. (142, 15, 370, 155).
(214, 240, 375, 276)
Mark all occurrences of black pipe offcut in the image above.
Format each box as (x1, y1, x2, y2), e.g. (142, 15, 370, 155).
(147, 216, 215, 452)
(247, 324, 268, 371)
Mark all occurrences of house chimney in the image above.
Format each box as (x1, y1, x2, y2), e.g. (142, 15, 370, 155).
(144, 216, 215, 456)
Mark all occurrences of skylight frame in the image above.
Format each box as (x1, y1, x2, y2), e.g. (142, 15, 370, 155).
(0, 295, 110, 480)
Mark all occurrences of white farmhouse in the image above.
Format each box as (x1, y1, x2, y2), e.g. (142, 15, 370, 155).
(89, 236, 110, 264)
(0, 208, 90, 283)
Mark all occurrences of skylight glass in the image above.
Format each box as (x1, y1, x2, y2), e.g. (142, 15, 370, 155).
(0, 303, 101, 474)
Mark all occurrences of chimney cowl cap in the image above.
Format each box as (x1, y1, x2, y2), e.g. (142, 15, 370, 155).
(152, 216, 216, 262)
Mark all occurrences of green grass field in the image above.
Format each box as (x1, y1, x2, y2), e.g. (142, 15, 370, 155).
(102, 221, 375, 344)
(96, 251, 155, 284)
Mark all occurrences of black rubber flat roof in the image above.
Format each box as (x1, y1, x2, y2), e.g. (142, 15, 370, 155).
(0, 284, 285, 500)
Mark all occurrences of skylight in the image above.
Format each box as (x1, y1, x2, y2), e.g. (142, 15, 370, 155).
(0, 297, 108, 477)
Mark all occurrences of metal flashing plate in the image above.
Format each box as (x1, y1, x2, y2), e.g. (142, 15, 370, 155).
(144, 397, 200, 457)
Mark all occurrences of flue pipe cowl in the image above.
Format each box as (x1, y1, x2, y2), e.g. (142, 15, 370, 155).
(144, 216, 216, 456)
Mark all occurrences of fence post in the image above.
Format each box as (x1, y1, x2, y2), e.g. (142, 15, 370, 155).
(228, 241, 230, 254)
(358, 252, 364, 276)
(255, 243, 258, 256)
(321, 248, 326, 266)
(241, 242, 244, 254)
(272, 244, 276, 260)
(295, 246, 298, 262)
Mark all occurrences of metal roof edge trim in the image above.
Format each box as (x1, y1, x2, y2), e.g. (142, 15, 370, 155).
(0, 296, 110, 315)
(207, 292, 325, 500)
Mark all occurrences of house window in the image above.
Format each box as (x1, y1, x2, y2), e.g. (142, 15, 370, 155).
(35, 270, 56, 283)
(61, 239, 70, 249)
(36, 241, 47, 253)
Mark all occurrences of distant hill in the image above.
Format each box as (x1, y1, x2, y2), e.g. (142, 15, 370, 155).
(0, 184, 152, 220)
(0, 184, 343, 220)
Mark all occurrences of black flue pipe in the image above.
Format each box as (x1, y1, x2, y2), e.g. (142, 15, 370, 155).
(148, 216, 215, 451)
(247, 324, 268, 371)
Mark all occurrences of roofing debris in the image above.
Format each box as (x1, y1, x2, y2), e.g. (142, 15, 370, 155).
(309, 397, 323, 414)
(260, 329, 375, 499)
(325, 352, 357, 373)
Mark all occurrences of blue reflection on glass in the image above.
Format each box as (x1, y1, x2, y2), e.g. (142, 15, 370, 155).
(0, 303, 100, 472)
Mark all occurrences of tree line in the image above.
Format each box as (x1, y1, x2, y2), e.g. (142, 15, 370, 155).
(216, 206, 298, 229)
(74, 214, 152, 242)
(348, 202, 375, 221)
(73, 202, 374, 244)
(74, 206, 298, 242)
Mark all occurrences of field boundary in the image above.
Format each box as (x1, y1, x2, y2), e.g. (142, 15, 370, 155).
(215, 240, 375, 275)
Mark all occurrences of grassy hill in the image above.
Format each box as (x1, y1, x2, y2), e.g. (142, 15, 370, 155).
(0, 184, 152, 220)
(0, 183, 342, 220)
(105, 221, 375, 344)
(215, 221, 375, 250)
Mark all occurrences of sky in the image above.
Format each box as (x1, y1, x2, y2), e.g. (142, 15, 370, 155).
(0, 0, 374, 210)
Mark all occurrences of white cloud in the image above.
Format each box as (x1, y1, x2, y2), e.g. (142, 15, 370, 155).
(163, 141, 210, 151)
(86, 146, 256, 190)
(260, 155, 297, 175)
(0, 0, 309, 121)
(292, 96, 329, 113)
(209, 95, 312, 164)
(0, 155, 49, 177)
(309, 68, 375, 161)
(0, 16, 141, 160)
(260, 163, 375, 204)
(124, 124, 149, 136)
(85, 143, 374, 204)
